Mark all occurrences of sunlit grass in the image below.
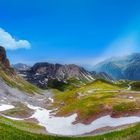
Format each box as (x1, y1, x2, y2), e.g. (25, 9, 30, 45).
(53, 80, 140, 122)
(0, 67, 40, 94)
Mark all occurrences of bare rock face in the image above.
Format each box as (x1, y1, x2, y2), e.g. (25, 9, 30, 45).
(0, 46, 6, 61)
(0, 46, 15, 76)
(14, 62, 112, 90)
(13, 62, 95, 90)
(3, 58, 10, 68)
(30, 62, 94, 82)
(0, 46, 10, 68)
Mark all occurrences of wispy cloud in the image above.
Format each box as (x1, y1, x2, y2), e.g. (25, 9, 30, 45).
(79, 33, 140, 67)
(103, 33, 139, 57)
(0, 28, 31, 50)
(89, 34, 139, 65)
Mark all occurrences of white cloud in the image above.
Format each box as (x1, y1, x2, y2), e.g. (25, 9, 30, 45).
(0, 28, 31, 50)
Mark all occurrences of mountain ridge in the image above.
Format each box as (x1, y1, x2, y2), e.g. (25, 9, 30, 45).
(13, 62, 113, 90)
(93, 53, 140, 80)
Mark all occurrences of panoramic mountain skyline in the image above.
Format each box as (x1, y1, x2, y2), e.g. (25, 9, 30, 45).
(0, 0, 140, 67)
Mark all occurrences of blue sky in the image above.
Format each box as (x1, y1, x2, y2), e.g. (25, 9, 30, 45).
(0, 0, 140, 68)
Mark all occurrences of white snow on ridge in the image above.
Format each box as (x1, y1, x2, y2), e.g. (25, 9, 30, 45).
(87, 74, 95, 81)
(81, 73, 92, 82)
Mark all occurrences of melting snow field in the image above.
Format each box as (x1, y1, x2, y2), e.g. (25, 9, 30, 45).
(0, 104, 14, 111)
(27, 104, 140, 136)
(1, 103, 140, 136)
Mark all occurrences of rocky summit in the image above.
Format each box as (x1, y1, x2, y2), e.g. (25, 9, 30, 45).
(13, 62, 113, 90)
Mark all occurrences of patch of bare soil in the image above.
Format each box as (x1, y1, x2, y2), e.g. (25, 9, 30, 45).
(74, 109, 112, 125)
(112, 110, 140, 118)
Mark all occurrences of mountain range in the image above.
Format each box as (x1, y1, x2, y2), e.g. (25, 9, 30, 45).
(93, 53, 140, 80)
(13, 62, 113, 90)
(12, 53, 140, 90)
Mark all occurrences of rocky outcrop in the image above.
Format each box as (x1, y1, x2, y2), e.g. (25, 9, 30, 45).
(24, 62, 95, 89)
(0, 46, 10, 68)
(14, 62, 113, 90)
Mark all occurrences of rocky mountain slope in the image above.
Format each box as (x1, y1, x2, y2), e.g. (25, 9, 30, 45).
(13, 62, 113, 90)
(0, 46, 39, 94)
(91, 71, 113, 82)
(93, 53, 140, 80)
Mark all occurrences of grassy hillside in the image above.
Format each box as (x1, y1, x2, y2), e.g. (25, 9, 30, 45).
(53, 80, 140, 123)
(0, 116, 140, 140)
(47, 78, 88, 91)
(0, 66, 40, 94)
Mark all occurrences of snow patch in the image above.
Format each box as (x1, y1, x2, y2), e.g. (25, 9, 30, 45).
(48, 98, 54, 103)
(128, 85, 131, 90)
(0, 104, 15, 111)
(27, 104, 140, 136)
